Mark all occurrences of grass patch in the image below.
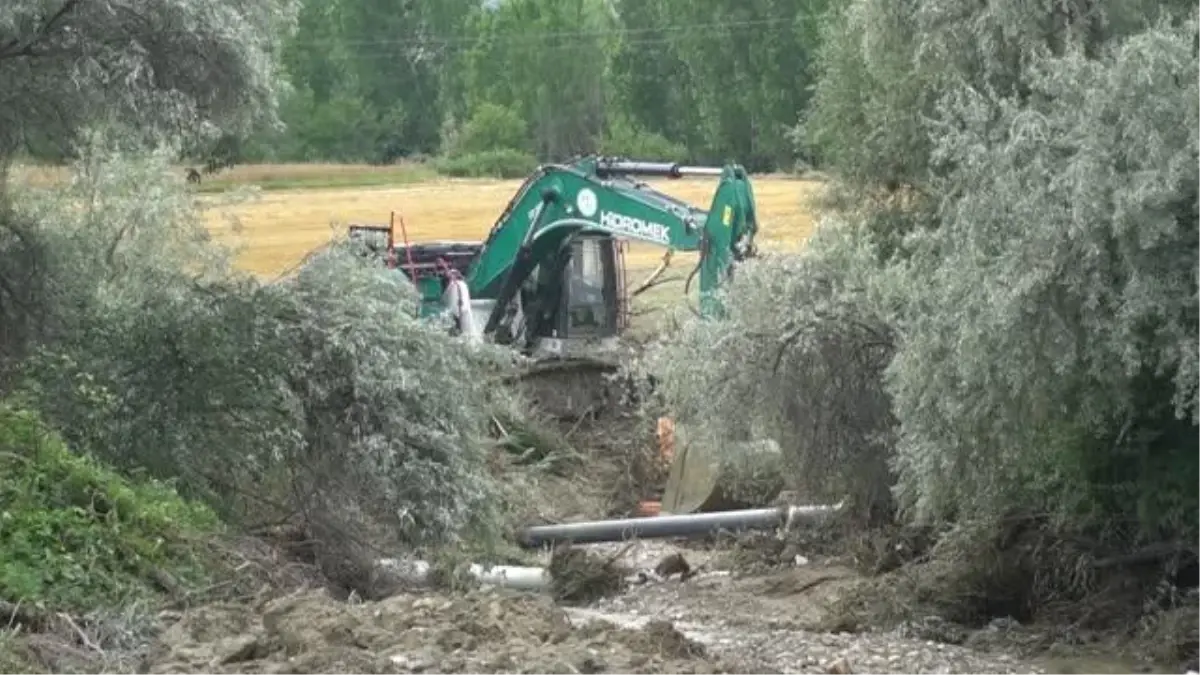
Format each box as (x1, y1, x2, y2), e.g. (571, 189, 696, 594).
(434, 149, 539, 178)
(13, 162, 438, 194)
(0, 401, 223, 614)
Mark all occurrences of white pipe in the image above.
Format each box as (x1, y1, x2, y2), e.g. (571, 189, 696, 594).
(376, 558, 550, 592)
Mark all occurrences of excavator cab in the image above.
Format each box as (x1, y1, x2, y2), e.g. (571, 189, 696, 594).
(551, 233, 625, 339)
(503, 232, 627, 355)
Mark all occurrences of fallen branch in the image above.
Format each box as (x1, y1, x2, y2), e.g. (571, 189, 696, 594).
(630, 250, 674, 298)
(0, 599, 48, 631)
(56, 612, 103, 654)
(563, 405, 595, 440)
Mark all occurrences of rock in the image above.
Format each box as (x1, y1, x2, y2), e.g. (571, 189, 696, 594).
(654, 553, 692, 579)
(824, 655, 853, 673)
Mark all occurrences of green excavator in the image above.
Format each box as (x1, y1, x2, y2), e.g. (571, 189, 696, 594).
(349, 155, 760, 362)
(345, 155, 765, 513)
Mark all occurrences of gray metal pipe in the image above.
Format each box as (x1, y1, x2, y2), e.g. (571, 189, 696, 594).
(595, 159, 725, 179)
(517, 504, 838, 549)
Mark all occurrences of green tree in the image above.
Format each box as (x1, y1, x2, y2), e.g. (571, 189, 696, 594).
(451, 102, 529, 156)
(0, 0, 520, 600)
(339, 0, 478, 158)
(621, 0, 827, 169)
(605, 0, 702, 156)
(460, 0, 612, 159)
(0, 0, 298, 175)
(885, 19, 1198, 536)
(0, 0, 298, 375)
(660, 0, 1198, 550)
(804, 0, 1195, 192)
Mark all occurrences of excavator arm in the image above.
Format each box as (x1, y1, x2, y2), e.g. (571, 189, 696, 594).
(468, 156, 758, 342)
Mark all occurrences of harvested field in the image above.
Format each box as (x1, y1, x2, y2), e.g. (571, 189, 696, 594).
(194, 169, 824, 279)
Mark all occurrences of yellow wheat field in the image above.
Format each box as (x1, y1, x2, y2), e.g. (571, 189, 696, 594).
(200, 167, 824, 279)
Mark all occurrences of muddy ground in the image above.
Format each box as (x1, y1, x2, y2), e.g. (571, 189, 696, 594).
(131, 431, 1190, 675)
(11, 498, 1193, 674)
(6, 394, 1195, 674)
(134, 534, 1189, 674)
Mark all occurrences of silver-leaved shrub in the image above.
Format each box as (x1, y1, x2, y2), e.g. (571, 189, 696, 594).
(11, 140, 517, 578)
(633, 219, 899, 523)
(887, 17, 1198, 536)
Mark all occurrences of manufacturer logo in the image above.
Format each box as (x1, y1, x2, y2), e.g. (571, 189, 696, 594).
(576, 188, 598, 218)
(599, 210, 671, 245)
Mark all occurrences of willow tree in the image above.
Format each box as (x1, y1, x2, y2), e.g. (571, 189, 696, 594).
(647, 0, 1198, 547)
(887, 18, 1198, 537)
(1, 2, 520, 586)
(805, 0, 1194, 196)
(0, 0, 297, 373)
(0, 0, 297, 179)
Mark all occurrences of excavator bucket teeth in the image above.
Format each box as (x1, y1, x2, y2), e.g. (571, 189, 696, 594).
(661, 423, 786, 515)
(661, 423, 717, 515)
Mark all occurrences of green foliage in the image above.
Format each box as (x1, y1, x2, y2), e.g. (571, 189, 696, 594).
(648, 2, 1199, 567)
(269, 88, 398, 162)
(450, 103, 530, 156)
(339, 0, 479, 155)
(459, 0, 611, 160)
(436, 149, 540, 178)
(599, 116, 687, 160)
(435, 102, 536, 177)
(657, 0, 830, 170)
(0, 0, 299, 164)
(885, 17, 1199, 536)
(803, 0, 1195, 191)
(3, 0, 847, 171)
(0, 402, 219, 612)
(803, 0, 934, 190)
(633, 222, 898, 522)
(7, 143, 522, 591)
(202, 0, 840, 169)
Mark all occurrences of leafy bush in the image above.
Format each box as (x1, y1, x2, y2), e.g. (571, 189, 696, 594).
(8, 140, 524, 591)
(451, 103, 529, 156)
(0, 401, 220, 612)
(632, 220, 898, 523)
(884, 19, 1198, 538)
(435, 148, 539, 178)
(599, 116, 687, 160)
(435, 104, 535, 178)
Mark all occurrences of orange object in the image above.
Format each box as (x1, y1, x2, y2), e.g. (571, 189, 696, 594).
(636, 500, 662, 517)
(656, 416, 676, 466)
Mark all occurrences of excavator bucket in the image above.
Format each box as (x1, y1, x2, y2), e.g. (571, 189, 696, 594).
(660, 421, 786, 515)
